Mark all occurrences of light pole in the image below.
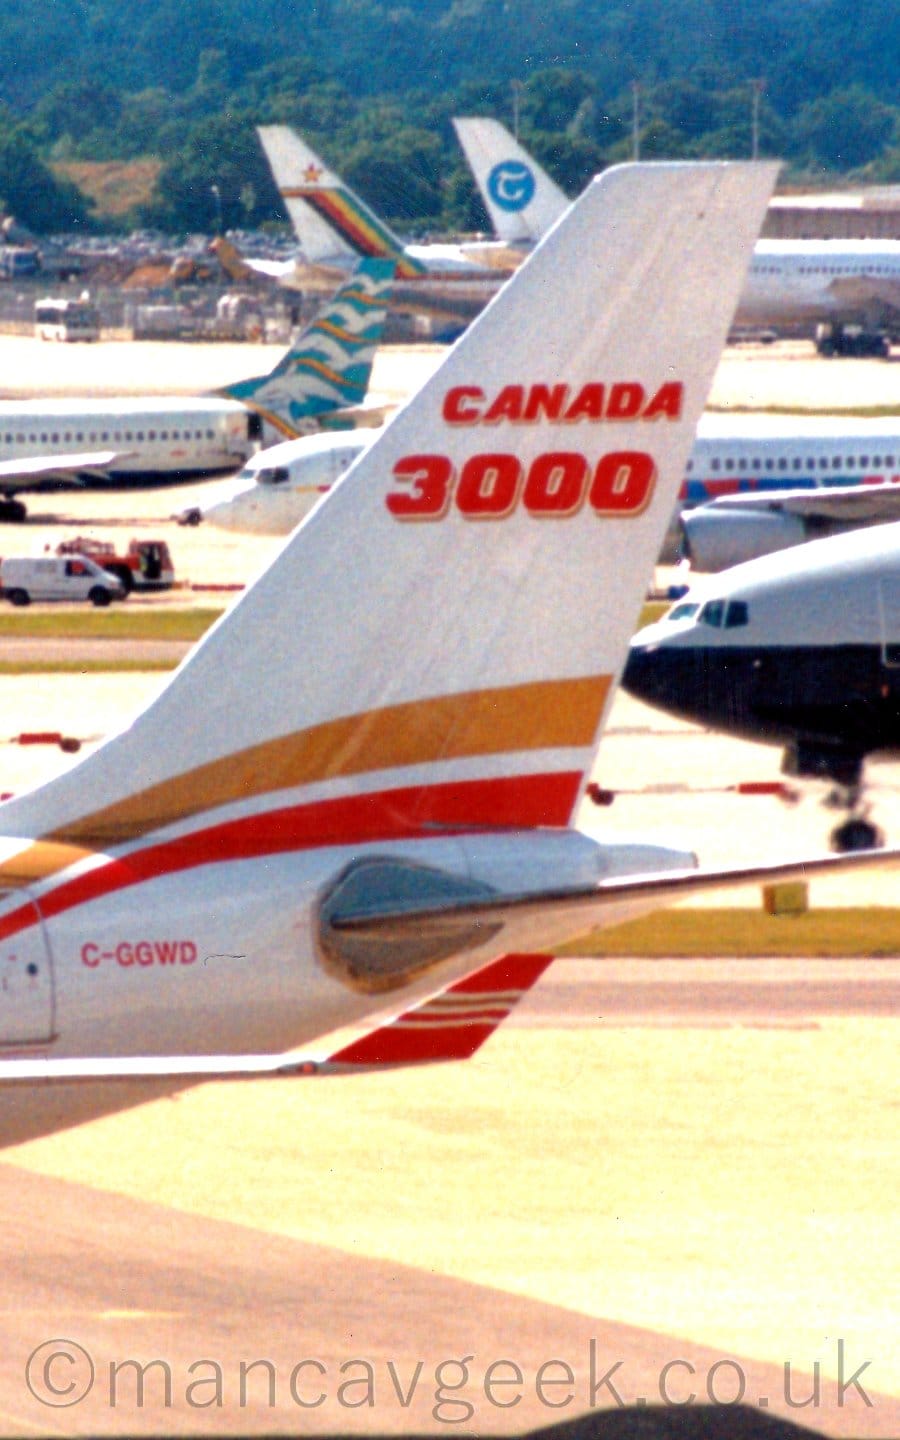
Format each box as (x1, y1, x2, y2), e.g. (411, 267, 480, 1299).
(631, 81, 640, 161)
(210, 183, 223, 234)
(751, 80, 764, 160)
(511, 80, 524, 142)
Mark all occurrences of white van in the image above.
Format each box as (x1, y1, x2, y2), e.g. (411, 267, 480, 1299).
(0, 554, 127, 607)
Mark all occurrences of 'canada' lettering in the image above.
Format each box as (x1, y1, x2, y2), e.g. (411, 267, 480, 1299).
(442, 381, 683, 425)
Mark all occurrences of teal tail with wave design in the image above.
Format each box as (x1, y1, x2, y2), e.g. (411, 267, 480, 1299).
(220, 259, 395, 439)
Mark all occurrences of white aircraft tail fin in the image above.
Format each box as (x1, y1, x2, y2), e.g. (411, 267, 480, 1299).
(453, 117, 569, 245)
(217, 259, 395, 438)
(256, 125, 426, 278)
(0, 162, 776, 858)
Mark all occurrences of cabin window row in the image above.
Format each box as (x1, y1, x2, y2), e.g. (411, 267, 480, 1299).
(1, 429, 218, 445)
(686, 453, 896, 474)
(754, 265, 897, 277)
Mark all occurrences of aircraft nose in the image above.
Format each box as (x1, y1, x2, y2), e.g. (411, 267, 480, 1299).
(622, 642, 663, 705)
(622, 639, 697, 713)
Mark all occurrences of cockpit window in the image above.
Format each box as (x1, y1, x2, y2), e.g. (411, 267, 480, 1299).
(258, 466, 291, 486)
(699, 599, 724, 627)
(724, 599, 749, 628)
(667, 602, 700, 622)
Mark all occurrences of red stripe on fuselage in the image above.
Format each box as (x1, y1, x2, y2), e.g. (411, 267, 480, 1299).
(0, 772, 581, 943)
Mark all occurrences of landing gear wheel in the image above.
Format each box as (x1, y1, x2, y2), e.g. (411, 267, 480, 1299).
(0, 498, 27, 523)
(830, 817, 884, 853)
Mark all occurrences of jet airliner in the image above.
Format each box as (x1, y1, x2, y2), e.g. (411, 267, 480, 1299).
(256, 124, 520, 283)
(455, 116, 900, 355)
(187, 428, 378, 534)
(625, 522, 900, 850)
(4, 158, 886, 1151)
(679, 415, 900, 570)
(0, 260, 394, 521)
(184, 411, 900, 551)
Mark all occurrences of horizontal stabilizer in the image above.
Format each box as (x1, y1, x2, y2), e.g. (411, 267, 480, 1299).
(322, 952, 553, 1067)
(329, 848, 900, 957)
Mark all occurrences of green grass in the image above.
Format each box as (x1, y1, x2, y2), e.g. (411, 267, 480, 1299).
(708, 404, 900, 418)
(638, 600, 670, 627)
(0, 659, 176, 675)
(555, 906, 900, 957)
(0, 608, 222, 642)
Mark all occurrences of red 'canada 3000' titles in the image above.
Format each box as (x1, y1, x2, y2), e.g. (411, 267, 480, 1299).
(384, 380, 683, 522)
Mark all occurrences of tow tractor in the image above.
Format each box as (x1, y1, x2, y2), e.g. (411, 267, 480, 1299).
(55, 537, 174, 593)
(815, 322, 891, 358)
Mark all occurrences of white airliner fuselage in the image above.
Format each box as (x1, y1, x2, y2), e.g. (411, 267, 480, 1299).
(0, 262, 394, 520)
(197, 429, 376, 533)
(625, 520, 900, 849)
(453, 120, 900, 346)
(740, 240, 900, 328)
(197, 413, 900, 544)
(681, 415, 900, 569)
(0, 397, 253, 482)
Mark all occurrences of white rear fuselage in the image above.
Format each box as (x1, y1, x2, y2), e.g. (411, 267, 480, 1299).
(0, 397, 253, 480)
(739, 240, 900, 326)
(1, 825, 655, 1059)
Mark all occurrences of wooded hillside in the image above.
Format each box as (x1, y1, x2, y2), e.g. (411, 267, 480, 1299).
(0, 0, 897, 233)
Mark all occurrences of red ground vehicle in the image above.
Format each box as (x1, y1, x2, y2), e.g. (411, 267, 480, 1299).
(55, 537, 174, 593)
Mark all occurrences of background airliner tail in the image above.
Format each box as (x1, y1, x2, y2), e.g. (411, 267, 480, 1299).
(257, 125, 426, 278)
(453, 117, 569, 245)
(0, 162, 776, 853)
(218, 259, 394, 438)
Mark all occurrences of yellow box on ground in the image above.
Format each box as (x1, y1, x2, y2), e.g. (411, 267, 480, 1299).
(762, 880, 809, 915)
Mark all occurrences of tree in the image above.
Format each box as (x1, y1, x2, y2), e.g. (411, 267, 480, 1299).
(343, 130, 445, 227)
(793, 86, 898, 172)
(32, 81, 123, 156)
(523, 130, 605, 194)
(520, 69, 594, 135)
(0, 119, 92, 231)
(142, 117, 281, 232)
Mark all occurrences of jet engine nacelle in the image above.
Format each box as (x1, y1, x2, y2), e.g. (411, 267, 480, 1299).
(680, 506, 808, 572)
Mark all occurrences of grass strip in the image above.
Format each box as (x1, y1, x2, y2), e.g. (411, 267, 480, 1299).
(0, 659, 176, 675)
(707, 404, 900, 418)
(555, 906, 900, 957)
(0, 608, 222, 642)
(639, 601, 670, 626)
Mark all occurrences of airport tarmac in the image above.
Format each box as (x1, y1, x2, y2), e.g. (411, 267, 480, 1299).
(0, 334, 895, 1437)
(0, 331, 898, 411)
(0, 964, 896, 1436)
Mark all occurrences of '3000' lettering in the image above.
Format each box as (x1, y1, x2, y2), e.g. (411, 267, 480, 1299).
(386, 451, 656, 521)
